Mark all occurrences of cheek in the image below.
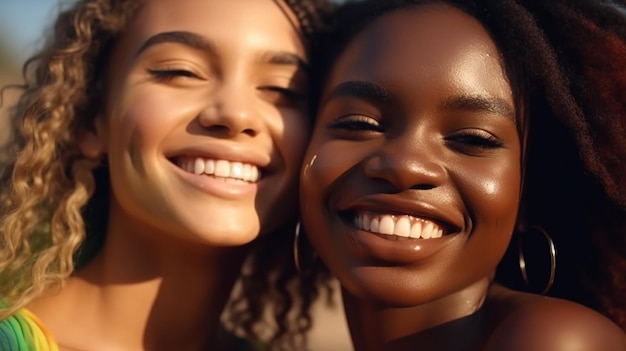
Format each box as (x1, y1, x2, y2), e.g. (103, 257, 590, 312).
(301, 139, 362, 203)
(274, 109, 310, 171)
(300, 138, 345, 265)
(461, 158, 521, 236)
(112, 89, 190, 150)
(300, 136, 341, 235)
(254, 109, 310, 233)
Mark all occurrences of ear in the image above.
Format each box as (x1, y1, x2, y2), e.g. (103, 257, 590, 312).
(78, 116, 107, 159)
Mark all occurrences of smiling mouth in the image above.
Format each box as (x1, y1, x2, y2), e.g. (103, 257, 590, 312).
(172, 156, 261, 183)
(342, 210, 450, 239)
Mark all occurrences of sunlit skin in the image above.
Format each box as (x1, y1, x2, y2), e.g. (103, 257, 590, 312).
(303, 1, 520, 316)
(98, 0, 309, 247)
(301, 6, 520, 349)
(27, 0, 309, 350)
(301, 4, 625, 351)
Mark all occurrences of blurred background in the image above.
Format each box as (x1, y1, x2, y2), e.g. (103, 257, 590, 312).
(0, 1, 352, 350)
(0, 1, 64, 66)
(1, 0, 71, 143)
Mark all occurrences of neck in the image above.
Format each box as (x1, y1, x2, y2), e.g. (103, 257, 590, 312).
(30, 205, 250, 351)
(343, 279, 491, 351)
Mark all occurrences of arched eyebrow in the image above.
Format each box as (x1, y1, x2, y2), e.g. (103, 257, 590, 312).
(440, 95, 515, 121)
(257, 51, 309, 71)
(136, 31, 215, 56)
(323, 81, 514, 121)
(323, 80, 394, 105)
(135, 31, 308, 70)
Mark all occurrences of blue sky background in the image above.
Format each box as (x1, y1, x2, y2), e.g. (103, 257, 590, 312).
(0, 0, 74, 65)
(0, 0, 348, 67)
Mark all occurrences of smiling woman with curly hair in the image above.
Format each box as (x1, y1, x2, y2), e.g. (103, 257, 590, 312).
(300, 0, 626, 350)
(0, 0, 334, 350)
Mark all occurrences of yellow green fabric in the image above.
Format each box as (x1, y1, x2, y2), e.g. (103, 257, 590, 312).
(0, 308, 265, 351)
(0, 309, 59, 351)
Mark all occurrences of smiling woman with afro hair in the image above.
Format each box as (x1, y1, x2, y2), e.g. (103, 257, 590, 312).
(299, 0, 626, 349)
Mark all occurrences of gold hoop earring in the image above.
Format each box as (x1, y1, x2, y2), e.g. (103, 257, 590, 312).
(293, 221, 316, 274)
(517, 225, 556, 295)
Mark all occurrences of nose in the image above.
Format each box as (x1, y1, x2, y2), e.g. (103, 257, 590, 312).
(197, 82, 262, 138)
(363, 135, 447, 191)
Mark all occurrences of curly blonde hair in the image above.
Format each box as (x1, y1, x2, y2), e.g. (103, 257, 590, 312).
(0, 0, 139, 317)
(0, 0, 335, 348)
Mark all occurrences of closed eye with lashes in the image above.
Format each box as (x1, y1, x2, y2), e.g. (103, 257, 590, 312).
(445, 129, 504, 149)
(147, 68, 203, 82)
(328, 115, 384, 132)
(259, 86, 306, 101)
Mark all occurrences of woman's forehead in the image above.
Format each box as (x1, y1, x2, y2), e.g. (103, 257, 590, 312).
(126, 0, 306, 56)
(325, 4, 512, 108)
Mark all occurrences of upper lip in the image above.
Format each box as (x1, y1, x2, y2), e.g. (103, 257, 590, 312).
(165, 142, 272, 170)
(336, 193, 464, 235)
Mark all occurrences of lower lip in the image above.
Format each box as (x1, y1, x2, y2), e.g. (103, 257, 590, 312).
(170, 162, 260, 199)
(345, 222, 457, 265)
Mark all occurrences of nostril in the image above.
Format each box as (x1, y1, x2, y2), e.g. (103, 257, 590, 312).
(198, 124, 257, 138)
(242, 128, 256, 137)
(205, 125, 231, 135)
(411, 184, 436, 190)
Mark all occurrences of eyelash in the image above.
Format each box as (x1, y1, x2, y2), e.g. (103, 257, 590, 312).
(446, 129, 504, 149)
(260, 86, 306, 101)
(326, 112, 505, 152)
(146, 69, 305, 103)
(328, 114, 384, 132)
(147, 68, 200, 82)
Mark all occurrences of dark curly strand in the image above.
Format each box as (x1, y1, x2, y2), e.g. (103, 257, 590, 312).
(311, 0, 626, 331)
(519, 0, 626, 330)
(226, 224, 334, 351)
(283, 0, 335, 48)
(225, 2, 336, 349)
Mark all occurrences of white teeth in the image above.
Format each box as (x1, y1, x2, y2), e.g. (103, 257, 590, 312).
(215, 160, 230, 178)
(205, 159, 215, 174)
(422, 221, 433, 239)
(370, 217, 380, 233)
(363, 213, 371, 231)
(177, 157, 260, 182)
(379, 216, 394, 235)
(231, 162, 243, 178)
(410, 220, 422, 239)
(394, 216, 411, 237)
(433, 228, 443, 238)
(194, 158, 205, 175)
(355, 212, 446, 239)
(242, 163, 251, 180)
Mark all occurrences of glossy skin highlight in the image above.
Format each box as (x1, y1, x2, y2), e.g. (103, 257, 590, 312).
(302, 3, 520, 309)
(300, 3, 626, 350)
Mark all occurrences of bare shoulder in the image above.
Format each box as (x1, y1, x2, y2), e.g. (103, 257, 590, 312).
(484, 291, 626, 351)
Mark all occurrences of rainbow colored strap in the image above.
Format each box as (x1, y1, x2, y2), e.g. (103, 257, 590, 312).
(0, 309, 59, 351)
(0, 308, 266, 351)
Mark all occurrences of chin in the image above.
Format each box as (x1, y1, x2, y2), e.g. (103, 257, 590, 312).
(339, 266, 443, 307)
(347, 284, 424, 308)
(199, 225, 262, 246)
